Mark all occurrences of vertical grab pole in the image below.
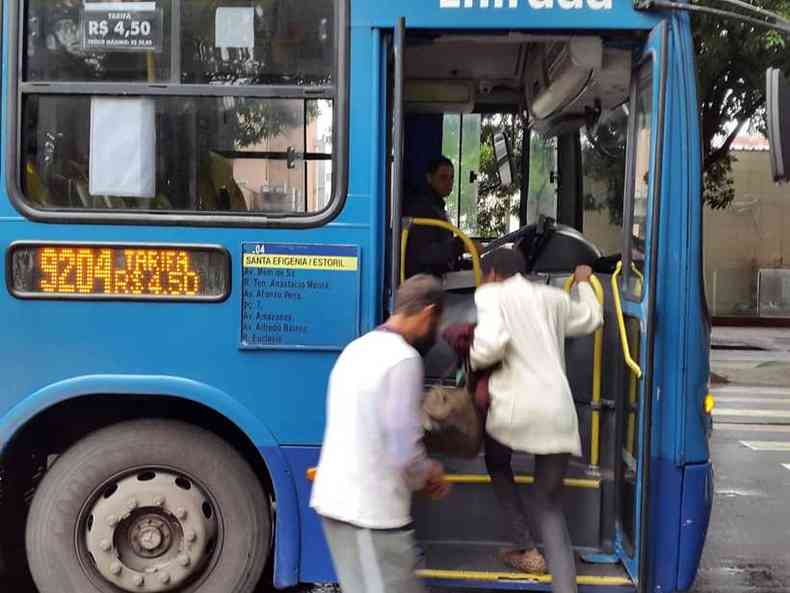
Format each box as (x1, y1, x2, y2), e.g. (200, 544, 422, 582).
(564, 274, 605, 468)
(389, 18, 406, 309)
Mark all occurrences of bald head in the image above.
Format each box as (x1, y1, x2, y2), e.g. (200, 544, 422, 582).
(395, 274, 445, 316)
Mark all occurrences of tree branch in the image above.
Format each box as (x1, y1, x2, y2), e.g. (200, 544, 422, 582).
(704, 116, 750, 171)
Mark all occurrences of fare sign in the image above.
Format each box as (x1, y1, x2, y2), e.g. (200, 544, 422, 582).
(82, 2, 164, 52)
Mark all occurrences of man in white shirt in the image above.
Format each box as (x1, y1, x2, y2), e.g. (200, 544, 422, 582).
(310, 274, 452, 593)
(470, 248, 603, 593)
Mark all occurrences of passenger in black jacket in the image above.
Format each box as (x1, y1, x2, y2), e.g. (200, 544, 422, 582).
(403, 156, 465, 279)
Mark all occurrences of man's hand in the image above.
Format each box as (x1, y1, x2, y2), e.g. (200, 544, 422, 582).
(574, 265, 593, 284)
(421, 460, 452, 500)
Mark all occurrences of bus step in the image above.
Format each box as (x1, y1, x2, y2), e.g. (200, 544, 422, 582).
(417, 542, 635, 591)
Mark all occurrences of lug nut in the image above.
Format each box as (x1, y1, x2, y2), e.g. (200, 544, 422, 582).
(175, 507, 187, 520)
(185, 529, 197, 543)
(106, 514, 119, 527)
(127, 498, 139, 511)
(178, 554, 191, 567)
(99, 539, 112, 552)
(133, 575, 144, 587)
(159, 572, 171, 584)
(153, 496, 165, 506)
(110, 561, 122, 575)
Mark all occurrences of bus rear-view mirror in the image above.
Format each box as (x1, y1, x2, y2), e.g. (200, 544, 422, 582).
(766, 68, 790, 184)
(493, 132, 514, 188)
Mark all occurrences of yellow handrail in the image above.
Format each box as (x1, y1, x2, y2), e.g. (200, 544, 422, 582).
(400, 217, 482, 287)
(630, 262, 644, 283)
(625, 328, 639, 455)
(564, 274, 604, 468)
(625, 266, 642, 455)
(611, 261, 643, 379)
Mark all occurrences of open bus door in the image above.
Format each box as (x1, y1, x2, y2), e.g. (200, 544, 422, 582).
(384, 14, 671, 591)
(614, 20, 667, 587)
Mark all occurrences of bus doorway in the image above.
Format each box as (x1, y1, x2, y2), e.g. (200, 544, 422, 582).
(386, 22, 664, 591)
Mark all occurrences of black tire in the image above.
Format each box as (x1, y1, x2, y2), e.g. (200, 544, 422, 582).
(25, 419, 271, 593)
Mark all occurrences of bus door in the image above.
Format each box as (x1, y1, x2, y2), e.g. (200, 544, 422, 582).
(613, 21, 667, 584)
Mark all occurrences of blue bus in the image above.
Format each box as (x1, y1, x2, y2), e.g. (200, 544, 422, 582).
(0, 1, 721, 592)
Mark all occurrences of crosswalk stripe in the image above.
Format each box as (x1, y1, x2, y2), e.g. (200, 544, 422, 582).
(713, 408, 790, 418)
(740, 441, 790, 451)
(714, 386, 790, 395)
(715, 397, 790, 405)
(716, 424, 790, 433)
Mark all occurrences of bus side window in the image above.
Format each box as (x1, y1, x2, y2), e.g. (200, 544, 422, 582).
(17, 0, 340, 219)
(623, 63, 654, 300)
(581, 107, 628, 256)
(527, 131, 558, 226)
(439, 113, 523, 239)
(442, 113, 482, 236)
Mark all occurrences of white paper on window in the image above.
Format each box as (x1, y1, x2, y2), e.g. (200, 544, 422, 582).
(89, 97, 156, 198)
(215, 7, 255, 49)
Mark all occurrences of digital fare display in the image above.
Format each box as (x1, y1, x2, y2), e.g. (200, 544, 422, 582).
(9, 244, 229, 301)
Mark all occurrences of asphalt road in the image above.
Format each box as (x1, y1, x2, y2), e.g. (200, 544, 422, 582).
(691, 383, 790, 593)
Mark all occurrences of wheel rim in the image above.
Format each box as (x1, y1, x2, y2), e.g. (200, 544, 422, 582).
(80, 469, 219, 592)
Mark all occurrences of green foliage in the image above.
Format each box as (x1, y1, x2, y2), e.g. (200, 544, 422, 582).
(581, 109, 629, 225)
(694, 0, 790, 208)
(233, 99, 320, 148)
(476, 114, 525, 237)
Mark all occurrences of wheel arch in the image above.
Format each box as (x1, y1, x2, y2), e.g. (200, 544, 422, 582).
(0, 374, 301, 589)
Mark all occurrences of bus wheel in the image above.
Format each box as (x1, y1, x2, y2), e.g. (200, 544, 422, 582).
(25, 419, 270, 593)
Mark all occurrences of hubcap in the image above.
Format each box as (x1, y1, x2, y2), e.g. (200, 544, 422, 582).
(83, 470, 218, 592)
(130, 516, 171, 558)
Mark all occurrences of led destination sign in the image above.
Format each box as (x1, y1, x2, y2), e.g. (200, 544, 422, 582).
(8, 243, 229, 301)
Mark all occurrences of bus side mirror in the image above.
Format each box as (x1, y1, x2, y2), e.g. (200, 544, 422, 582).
(766, 68, 790, 184)
(493, 132, 514, 188)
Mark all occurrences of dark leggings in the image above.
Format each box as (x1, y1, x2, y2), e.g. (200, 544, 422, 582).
(484, 434, 577, 593)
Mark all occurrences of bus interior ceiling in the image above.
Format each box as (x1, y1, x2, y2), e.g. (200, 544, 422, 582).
(403, 32, 639, 128)
(402, 32, 645, 588)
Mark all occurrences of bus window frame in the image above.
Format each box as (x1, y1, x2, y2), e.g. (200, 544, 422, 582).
(613, 22, 668, 585)
(4, 0, 349, 229)
(638, 26, 668, 585)
(621, 54, 658, 302)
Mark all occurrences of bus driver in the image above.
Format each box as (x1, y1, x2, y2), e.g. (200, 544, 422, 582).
(403, 156, 466, 279)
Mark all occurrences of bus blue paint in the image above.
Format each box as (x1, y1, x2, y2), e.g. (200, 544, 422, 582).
(0, 0, 715, 591)
(281, 446, 335, 584)
(676, 462, 714, 591)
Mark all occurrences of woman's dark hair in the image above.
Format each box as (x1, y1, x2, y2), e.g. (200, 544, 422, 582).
(426, 155, 454, 175)
(481, 248, 526, 279)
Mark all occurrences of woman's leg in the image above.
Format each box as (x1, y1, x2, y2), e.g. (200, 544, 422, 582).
(483, 434, 537, 552)
(533, 454, 577, 593)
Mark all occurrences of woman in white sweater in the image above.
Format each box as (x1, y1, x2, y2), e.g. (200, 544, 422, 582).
(470, 248, 603, 593)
